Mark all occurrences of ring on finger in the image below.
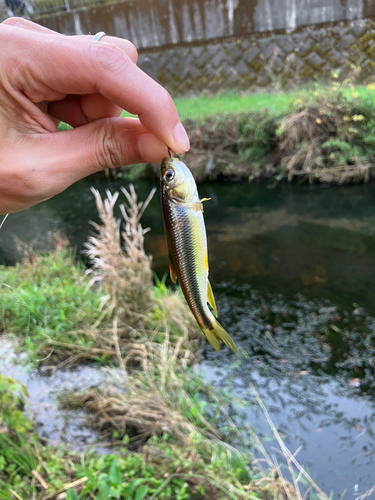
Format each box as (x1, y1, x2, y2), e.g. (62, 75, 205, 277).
(92, 31, 106, 41)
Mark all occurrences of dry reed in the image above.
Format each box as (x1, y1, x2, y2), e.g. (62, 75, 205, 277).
(84, 185, 155, 316)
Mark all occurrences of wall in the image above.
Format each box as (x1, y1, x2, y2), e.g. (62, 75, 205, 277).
(38, 0, 375, 44)
(36, 0, 375, 94)
(138, 19, 375, 94)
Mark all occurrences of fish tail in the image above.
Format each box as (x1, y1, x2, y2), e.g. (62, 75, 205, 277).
(202, 320, 236, 352)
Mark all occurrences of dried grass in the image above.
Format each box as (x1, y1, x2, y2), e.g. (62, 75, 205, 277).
(65, 331, 215, 446)
(279, 109, 334, 182)
(63, 350, 330, 500)
(84, 185, 155, 316)
(250, 386, 330, 500)
(278, 106, 375, 184)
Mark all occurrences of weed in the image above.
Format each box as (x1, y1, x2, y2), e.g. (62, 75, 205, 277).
(0, 241, 106, 365)
(0, 374, 31, 434)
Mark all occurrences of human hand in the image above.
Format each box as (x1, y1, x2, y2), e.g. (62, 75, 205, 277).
(0, 18, 190, 214)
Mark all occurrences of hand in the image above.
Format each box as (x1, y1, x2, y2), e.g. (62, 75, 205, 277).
(0, 18, 190, 214)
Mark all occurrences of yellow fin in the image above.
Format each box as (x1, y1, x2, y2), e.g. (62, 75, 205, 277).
(169, 257, 178, 284)
(207, 280, 217, 316)
(203, 320, 236, 352)
(203, 329, 220, 352)
(200, 197, 211, 203)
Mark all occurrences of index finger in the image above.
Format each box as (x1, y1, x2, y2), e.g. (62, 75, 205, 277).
(2, 24, 190, 153)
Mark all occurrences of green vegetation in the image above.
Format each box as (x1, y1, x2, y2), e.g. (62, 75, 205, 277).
(0, 243, 105, 364)
(0, 374, 31, 434)
(1, 376, 248, 500)
(177, 82, 375, 184)
(0, 372, 251, 500)
(120, 85, 375, 122)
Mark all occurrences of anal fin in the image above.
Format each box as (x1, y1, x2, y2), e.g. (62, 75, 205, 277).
(207, 280, 217, 316)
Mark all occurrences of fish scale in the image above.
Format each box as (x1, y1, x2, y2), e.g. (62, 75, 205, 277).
(166, 200, 209, 328)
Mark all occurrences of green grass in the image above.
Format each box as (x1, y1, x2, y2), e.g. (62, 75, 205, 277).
(0, 247, 106, 363)
(59, 85, 375, 126)
(120, 89, 304, 122)
(173, 86, 375, 121)
(173, 91, 299, 121)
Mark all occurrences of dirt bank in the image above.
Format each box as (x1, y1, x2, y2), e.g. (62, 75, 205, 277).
(117, 92, 375, 185)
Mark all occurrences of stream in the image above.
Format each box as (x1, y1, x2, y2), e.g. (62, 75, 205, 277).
(1, 176, 375, 496)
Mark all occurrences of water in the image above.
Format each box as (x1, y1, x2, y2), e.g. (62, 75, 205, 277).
(1, 177, 375, 495)
(0, 336, 113, 453)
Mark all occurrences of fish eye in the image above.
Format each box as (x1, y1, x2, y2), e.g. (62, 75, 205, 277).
(164, 169, 175, 182)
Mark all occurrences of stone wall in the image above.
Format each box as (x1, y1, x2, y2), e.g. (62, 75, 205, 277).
(36, 0, 375, 94)
(138, 19, 375, 94)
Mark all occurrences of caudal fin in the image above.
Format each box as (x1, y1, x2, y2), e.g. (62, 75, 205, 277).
(202, 320, 236, 352)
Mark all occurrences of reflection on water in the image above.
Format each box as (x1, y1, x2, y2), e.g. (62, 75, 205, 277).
(0, 337, 111, 453)
(201, 286, 375, 495)
(1, 177, 375, 494)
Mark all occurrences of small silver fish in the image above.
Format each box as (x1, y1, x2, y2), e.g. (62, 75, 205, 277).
(160, 156, 236, 352)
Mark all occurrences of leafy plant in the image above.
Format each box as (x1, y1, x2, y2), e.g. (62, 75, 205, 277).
(0, 374, 31, 434)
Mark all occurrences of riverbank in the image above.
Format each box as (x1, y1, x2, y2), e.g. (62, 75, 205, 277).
(0, 186, 329, 500)
(114, 84, 375, 184)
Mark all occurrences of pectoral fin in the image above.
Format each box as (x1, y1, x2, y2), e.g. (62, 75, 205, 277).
(207, 280, 217, 316)
(169, 257, 178, 284)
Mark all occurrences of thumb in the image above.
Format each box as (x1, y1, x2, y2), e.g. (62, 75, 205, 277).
(2, 117, 168, 213)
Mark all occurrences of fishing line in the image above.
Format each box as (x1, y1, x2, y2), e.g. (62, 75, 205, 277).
(0, 214, 9, 230)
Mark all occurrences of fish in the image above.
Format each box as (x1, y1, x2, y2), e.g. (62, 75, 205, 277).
(160, 155, 236, 352)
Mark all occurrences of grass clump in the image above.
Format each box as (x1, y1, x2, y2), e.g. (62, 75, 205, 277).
(82, 185, 198, 370)
(277, 83, 375, 183)
(0, 240, 106, 365)
(177, 82, 375, 184)
(62, 348, 256, 499)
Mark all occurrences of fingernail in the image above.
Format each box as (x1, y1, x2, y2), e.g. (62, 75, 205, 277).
(173, 121, 190, 152)
(138, 133, 168, 162)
